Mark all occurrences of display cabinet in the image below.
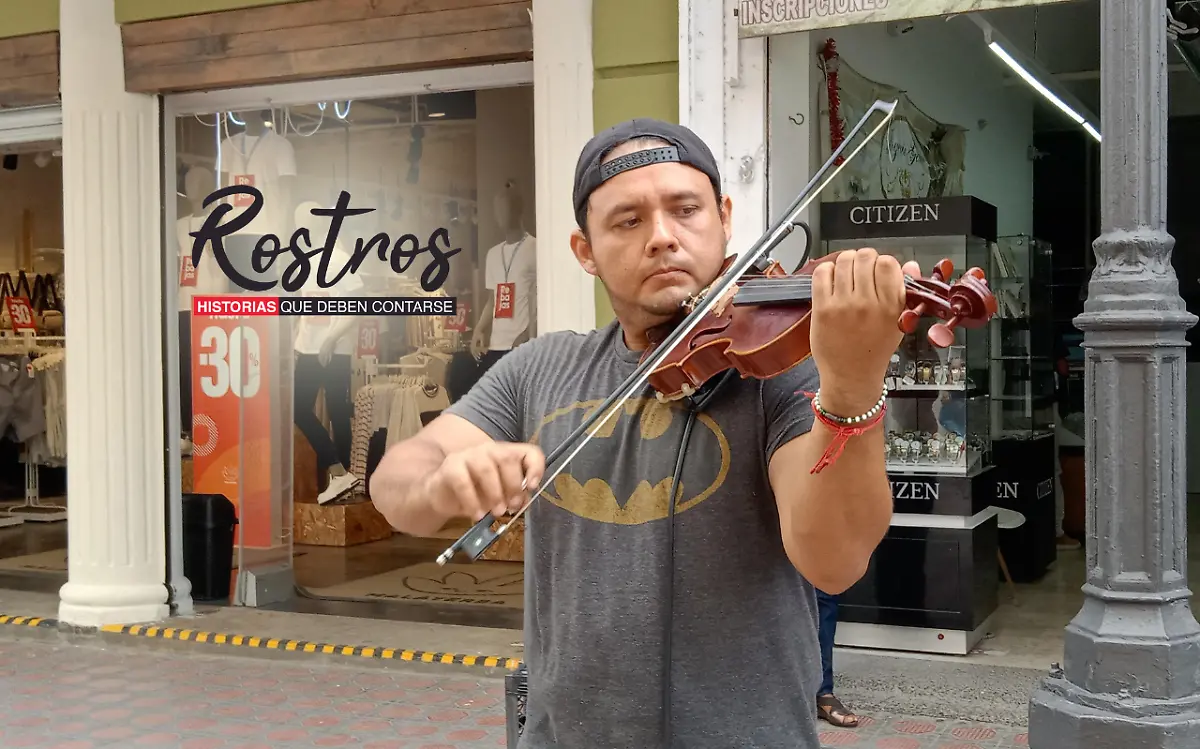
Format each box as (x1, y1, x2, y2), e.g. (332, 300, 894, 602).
(883, 393, 990, 477)
(818, 195, 1001, 656)
(985, 235, 1059, 583)
(820, 197, 994, 482)
(987, 235, 1056, 440)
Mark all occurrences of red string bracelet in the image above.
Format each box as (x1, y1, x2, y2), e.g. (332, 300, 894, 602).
(797, 388, 887, 474)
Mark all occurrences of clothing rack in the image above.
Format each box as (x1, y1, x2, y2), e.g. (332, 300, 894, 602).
(1, 334, 66, 524)
(349, 365, 447, 480)
(363, 357, 435, 389)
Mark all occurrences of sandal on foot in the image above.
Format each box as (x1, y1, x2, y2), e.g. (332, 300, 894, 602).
(817, 693, 859, 728)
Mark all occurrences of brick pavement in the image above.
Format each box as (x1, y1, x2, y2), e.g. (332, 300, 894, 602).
(0, 636, 1029, 748)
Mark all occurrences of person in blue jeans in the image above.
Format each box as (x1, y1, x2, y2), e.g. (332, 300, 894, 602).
(816, 589, 859, 727)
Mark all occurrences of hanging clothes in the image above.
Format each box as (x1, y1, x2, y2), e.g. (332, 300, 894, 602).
(33, 351, 66, 461)
(0, 354, 45, 443)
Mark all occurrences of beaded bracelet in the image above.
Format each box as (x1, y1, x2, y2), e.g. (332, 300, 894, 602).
(797, 385, 888, 474)
(811, 384, 889, 426)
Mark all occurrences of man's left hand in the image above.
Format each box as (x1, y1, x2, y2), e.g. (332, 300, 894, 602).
(809, 248, 921, 416)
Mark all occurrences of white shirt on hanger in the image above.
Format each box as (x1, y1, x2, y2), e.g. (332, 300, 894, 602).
(292, 243, 365, 357)
(218, 129, 297, 237)
(483, 233, 536, 350)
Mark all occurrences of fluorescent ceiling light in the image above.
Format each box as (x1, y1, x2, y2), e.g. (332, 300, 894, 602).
(987, 42, 1100, 142)
(969, 15, 1101, 142)
(428, 112, 445, 118)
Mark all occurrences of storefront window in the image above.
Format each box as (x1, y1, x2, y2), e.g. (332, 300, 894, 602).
(172, 86, 534, 620)
(0, 137, 67, 579)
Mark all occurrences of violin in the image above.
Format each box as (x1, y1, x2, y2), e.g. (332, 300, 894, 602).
(436, 98, 995, 565)
(643, 255, 997, 402)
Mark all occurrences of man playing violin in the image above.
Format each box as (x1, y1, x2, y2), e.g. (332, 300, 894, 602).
(370, 118, 921, 748)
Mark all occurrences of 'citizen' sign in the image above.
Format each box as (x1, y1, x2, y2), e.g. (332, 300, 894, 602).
(850, 202, 940, 226)
(891, 480, 939, 502)
(821, 195, 997, 242)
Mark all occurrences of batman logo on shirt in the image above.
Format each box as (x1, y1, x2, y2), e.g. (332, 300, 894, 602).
(529, 397, 731, 525)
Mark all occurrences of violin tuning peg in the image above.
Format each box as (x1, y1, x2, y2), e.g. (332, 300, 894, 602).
(898, 309, 921, 334)
(928, 320, 957, 348)
(933, 259, 954, 281)
(964, 266, 986, 280)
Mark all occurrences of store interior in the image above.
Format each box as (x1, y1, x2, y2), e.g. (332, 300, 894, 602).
(0, 138, 68, 591)
(174, 84, 534, 628)
(765, 0, 1200, 663)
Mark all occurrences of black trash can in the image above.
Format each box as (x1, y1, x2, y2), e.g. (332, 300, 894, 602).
(181, 493, 239, 602)
(505, 663, 528, 748)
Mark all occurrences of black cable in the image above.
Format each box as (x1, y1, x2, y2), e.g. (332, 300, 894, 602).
(661, 369, 736, 748)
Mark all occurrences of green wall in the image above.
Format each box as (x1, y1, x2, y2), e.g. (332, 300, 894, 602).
(115, 0, 299, 24)
(0, 2, 58, 39)
(591, 0, 678, 327)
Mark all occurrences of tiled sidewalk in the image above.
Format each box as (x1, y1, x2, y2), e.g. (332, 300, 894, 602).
(0, 635, 1028, 748)
(817, 714, 1028, 748)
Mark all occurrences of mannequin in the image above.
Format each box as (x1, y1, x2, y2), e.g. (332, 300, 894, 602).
(291, 201, 364, 504)
(178, 165, 228, 443)
(218, 110, 297, 287)
(471, 180, 536, 374)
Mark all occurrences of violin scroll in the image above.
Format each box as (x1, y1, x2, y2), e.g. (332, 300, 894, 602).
(898, 259, 998, 348)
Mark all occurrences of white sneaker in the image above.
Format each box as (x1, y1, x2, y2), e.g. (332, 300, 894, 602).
(317, 472, 361, 505)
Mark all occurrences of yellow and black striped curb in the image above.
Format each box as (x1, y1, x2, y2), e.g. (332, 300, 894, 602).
(0, 614, 57, 629)
(99, 622, 525, 671)
(1, 612, 524, 672)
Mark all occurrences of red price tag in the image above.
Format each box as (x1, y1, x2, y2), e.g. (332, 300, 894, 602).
(494, 283, 515, 319)
(233, 174, 256, 207)
(357, 319, 380, 357)
(6, 296, 36, 332)
(180, 255, 198, 287)
(445, 301, 469, 332)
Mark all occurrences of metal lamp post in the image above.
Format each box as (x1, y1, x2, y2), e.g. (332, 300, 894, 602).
(1028, 1, 1200, 746)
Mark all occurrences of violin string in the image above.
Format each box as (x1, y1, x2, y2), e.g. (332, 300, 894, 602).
(735, 273, 929, 292)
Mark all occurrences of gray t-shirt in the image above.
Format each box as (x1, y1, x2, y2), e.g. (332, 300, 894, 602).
(444, 320, 823, 748)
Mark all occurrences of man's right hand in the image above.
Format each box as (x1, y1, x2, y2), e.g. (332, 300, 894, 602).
(424, 442, 546, 522)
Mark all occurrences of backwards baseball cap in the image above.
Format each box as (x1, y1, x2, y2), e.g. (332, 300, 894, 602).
(572, 118, 723, 229)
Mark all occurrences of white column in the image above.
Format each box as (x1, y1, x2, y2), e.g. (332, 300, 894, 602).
(57, 0, 169, 626)
(680, 0, 768, 259)
(532, 0, 596, 334)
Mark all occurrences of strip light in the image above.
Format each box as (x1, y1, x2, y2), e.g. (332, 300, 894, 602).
(988, 42, 1101, 142)
(968, 15, 1101, 142)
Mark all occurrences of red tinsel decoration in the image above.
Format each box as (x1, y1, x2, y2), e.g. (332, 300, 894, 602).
(820, 39, 844, 165)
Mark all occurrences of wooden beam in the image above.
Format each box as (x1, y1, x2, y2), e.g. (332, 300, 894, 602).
(121, 0, 532, 93)
(121, 0, 519, 44)
(125, 4, 529, 68)
(127, 26, 531, 93)
(0, 32, 59, 108)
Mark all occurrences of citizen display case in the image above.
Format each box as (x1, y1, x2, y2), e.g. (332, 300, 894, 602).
(818, 195, 1001, 656)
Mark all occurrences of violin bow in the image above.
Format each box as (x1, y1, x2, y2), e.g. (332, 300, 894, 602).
(436, 99, 900, 565)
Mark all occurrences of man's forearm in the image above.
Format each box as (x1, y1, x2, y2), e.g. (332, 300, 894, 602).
(778, 418, 893, 594)
(369, 438, 453, 536)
